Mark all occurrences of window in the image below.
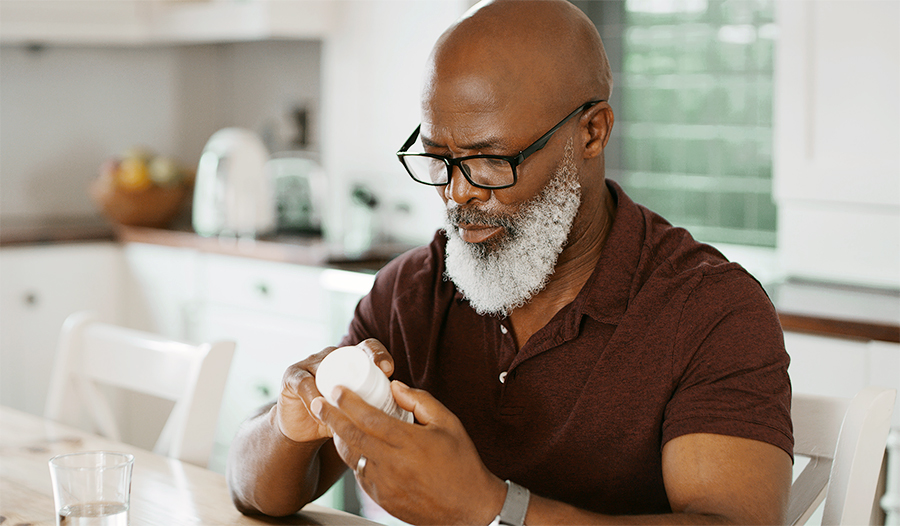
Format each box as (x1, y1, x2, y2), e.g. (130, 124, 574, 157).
(575, 0, 777, 247)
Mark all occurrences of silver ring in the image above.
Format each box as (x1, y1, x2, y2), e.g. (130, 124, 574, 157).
(356, 455, 367, 476)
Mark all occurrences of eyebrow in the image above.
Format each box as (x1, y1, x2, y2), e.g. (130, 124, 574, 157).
(420, 132, 513, 153)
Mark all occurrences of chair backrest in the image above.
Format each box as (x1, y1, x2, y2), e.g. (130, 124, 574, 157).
(789, 386, 896, 526)
(44, 311, 236, 467)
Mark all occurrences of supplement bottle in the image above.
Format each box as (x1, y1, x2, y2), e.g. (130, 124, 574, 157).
(315, 345, 414, 423)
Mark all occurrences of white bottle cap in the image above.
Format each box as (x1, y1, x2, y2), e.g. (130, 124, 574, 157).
(315, 345, 413, 423)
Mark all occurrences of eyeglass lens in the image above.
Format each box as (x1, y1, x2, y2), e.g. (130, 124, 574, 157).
(403, 156, 515, 188)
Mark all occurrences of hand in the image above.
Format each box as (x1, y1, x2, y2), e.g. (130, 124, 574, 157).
(311, 380, 506, 525)
(277, 339, 396, 444)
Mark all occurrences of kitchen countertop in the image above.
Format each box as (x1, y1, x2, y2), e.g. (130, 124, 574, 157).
(773, 279, 899, 343)
(3, 217, 898, 343)
(113, 224, 414, 274)
(0, 216, 412, 273)
(0, 215, 116, 245)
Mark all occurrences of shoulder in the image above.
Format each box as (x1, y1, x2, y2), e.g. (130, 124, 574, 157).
(587, 182, 773, 326)
(612, 185, 781, 345)
(606, 180, 759, 298)
(363, 231, 458, 316)
(633, 201, 768, 310)
(374, 231, 447, 293)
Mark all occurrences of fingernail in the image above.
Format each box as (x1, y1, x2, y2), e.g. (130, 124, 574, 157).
(310, 397, 324, 417)
(379, 361, 391, 374)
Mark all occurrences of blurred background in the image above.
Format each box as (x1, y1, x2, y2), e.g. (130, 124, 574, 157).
(1, 0, 898, 519)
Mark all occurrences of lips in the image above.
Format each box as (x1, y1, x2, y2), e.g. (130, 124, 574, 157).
(457, 223, 504, 244)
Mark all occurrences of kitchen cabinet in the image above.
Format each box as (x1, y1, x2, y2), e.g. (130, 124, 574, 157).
(121, 242, 200, 339)
(773, 0, 900, 289)
(787, 331, 900, 427)
(0, 0, 337, 45)
(190, 253, 335, 472)
(119, 242, 372, 511)
(115, 242, 374, 473)
(0, 243, 122, 416)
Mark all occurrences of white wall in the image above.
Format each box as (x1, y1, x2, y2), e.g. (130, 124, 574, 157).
(0, 40, 320, 221)
(320, 0, 469, 247)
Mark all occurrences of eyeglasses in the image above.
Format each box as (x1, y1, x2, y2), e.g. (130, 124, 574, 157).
(397, 100, 604, 190)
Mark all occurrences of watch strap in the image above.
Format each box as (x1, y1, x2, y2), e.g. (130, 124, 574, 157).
(494, 480, 530, 526)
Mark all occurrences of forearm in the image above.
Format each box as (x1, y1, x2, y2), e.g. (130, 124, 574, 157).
(512, 434, 789, 525)
(525, 496, 743, 526)
(226, 404, 343, 517)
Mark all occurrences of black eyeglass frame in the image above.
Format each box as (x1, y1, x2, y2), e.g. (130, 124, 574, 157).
(397, 99, 605, 190)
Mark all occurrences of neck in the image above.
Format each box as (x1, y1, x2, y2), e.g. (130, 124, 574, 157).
(507, 184, 616, 348)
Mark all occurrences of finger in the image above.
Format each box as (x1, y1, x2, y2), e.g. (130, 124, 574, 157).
(335, 386, 410, 441)
(282, 347, 335, 395)
(306, 346, 338, 377)
(312, 390, 374, 464)
(331, 434, 373, 484)
(277, 364, 331, 441)
(319, 386, 406, 451)
(281, 347, 337, 426)
(355, 338, 395, 376)
(391, 380, 455, 428)
(308, 397, 334, 437)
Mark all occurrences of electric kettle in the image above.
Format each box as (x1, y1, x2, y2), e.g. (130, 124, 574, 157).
(192, 128, 275, 238)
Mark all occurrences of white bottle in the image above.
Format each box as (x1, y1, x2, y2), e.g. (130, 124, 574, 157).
(315, 345, 413, 423)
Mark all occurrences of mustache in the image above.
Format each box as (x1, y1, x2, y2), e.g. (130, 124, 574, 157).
(446, 204, 516, 231)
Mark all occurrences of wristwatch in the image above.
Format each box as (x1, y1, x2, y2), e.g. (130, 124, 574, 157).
(488, 480, 530, 526)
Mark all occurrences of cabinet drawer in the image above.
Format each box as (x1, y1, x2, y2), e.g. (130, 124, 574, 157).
(199, 254, 327, 321)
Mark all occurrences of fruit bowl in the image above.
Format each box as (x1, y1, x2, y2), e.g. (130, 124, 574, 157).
(90, 172, 188, 229)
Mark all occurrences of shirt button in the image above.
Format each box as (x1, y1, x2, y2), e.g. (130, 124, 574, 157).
(499, 371, 508, 383)
(500, 325, 508, 334)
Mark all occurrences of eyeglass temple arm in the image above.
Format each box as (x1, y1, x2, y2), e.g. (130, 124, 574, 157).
(399, 124, 422, 154)
(513, 99, 606, 164)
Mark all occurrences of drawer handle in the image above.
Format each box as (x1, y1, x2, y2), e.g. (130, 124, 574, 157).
(23, 290, 40, 307)
(255, 383, 272, 399)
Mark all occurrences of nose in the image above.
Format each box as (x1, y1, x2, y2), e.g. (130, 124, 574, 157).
(444, 164, 491, 205)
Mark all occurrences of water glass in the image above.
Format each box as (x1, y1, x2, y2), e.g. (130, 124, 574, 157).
(48, 451, 134, 525)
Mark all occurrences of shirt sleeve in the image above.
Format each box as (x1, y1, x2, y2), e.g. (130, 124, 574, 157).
(339, 261, 400, 348)
(661, 266, 794, 458)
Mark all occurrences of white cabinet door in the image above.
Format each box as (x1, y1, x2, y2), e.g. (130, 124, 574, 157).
(774, 1, 900, 288)
(188, 254, 333, 473)
(0, 243, 122, 415)
(194, 305, 331, 472)
(786, 331, 900, 427)
(0, 0, 337, 45)
(121, 242, 199, 339)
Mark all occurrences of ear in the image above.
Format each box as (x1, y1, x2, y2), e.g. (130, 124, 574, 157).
(581, 102, 614, 160)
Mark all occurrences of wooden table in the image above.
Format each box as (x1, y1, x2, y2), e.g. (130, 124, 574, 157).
(0, 406, 380, 525)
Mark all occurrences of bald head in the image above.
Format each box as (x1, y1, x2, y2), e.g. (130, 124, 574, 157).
(423, 0, 612, 122)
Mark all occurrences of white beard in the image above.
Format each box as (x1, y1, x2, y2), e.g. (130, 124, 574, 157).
(443, 139, 582, 317)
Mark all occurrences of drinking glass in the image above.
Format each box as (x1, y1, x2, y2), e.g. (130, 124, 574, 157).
(48, 451, 134, 526)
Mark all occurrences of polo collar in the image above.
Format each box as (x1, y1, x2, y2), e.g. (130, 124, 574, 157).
(449, 180, 644, 330)
(572, 179, 644, 327)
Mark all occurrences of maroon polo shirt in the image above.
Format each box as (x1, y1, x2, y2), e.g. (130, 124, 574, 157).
(341, 180, 792, 515)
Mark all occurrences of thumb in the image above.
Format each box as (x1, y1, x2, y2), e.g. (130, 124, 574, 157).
(391, 380, 447, 426)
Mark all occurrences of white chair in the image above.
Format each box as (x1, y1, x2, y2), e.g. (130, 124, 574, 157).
(44, 311, 236, 467)
(789, 386, 896, 526)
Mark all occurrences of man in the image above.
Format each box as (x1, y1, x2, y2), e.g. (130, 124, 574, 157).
(227, 1, 793, 524)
